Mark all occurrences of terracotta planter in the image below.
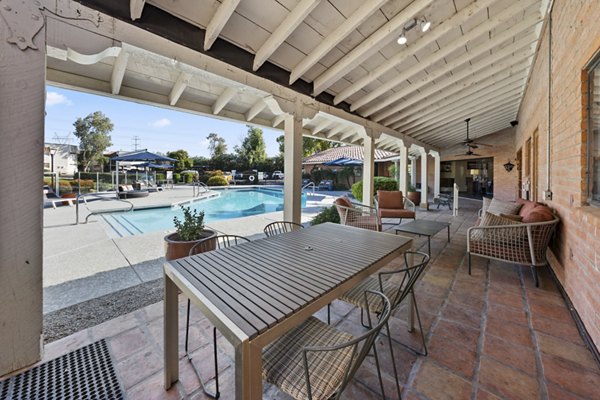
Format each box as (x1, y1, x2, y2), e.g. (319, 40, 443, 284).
(407, 191, 421, 205)
(164, 229, 217, 261)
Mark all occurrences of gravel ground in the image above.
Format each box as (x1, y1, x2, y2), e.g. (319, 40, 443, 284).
(43, 278, 163, 343)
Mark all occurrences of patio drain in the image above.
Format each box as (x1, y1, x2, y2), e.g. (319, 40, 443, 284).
(0, 339, 125, 400)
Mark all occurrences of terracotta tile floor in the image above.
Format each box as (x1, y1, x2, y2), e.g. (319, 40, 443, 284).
(36, 202, 600, 399)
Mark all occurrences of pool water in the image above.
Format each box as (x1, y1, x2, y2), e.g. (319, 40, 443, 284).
(102, 187, 306, 236)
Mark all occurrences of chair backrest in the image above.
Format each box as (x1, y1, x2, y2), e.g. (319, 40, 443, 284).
(376, 190, 404, 209)
(380, 251, 430, 309)
(263, 221, 304, 237)
(189, 234, 250, 256)
(303, 290, 391, 400)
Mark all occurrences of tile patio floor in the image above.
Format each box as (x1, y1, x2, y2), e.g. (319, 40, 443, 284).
(30, 202, 600, 398)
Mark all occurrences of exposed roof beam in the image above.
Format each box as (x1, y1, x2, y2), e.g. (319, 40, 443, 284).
(310, 119, 333, 135)
(373, 54, 534, 124)
(325, 124, 346, 139)
(130, 0, 145, 20)
(110, 50, 129, 95)
(271, 114, 286, 128)
(253, 0, 322, 71)
(168, 71, 190, 105)
(339, 130, 357, 142)
(356, 8, 541, 115)
(386, 68, 530, 128)
(246, 98, 268, 122)
(403, 87, 524, 137)
(289, 0, 387, 84)
(436, 114, 518, 148)
(333, 0, 496, 105)
(212, 87, 237, 115)
(312, 0, 433, 96)
(204, 0, 241, 51)
(393, 75, 527, 131)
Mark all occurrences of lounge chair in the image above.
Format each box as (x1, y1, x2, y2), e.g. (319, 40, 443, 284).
(374, 190, 416, 225)
(117, 185, 149, 199)
(43, 186, 77, 209)
(317, 179, 333, 190)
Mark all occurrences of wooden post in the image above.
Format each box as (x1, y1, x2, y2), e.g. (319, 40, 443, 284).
(399, 142, 408, 194)
(362, 129, 375, 206)
(283, 113, 303, 223)
(419, 148, 429, 209)
(0, 3, 46, 375)
(431, 150, 440, 199)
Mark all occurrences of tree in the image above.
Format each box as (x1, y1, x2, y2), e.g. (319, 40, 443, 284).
(207, 132, 227, 158)
(73, 111, 114, 172)
(235, 125, 267, 168)
(167, 149, 193, 171)
(275, 134, 336, 157)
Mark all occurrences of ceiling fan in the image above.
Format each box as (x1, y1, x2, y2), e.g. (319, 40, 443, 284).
(454, 118, 489, 156)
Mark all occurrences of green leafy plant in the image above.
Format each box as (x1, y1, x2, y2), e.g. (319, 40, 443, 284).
(407, 183, 417, 192)
(351, 177, 398, 201)
(310, 205, 340, 225)
(173, 206, 205, 241)
(207, 175, 229, 186)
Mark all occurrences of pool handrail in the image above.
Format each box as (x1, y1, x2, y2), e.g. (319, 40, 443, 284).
(302, 181, 315, 193)
(75, 192, 134, 224)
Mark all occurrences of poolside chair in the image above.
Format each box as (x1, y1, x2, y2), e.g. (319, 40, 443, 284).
(185, 234, 251, 399)
(262, 290, 399, 400)
(338, 251, 430, 356)
(263, 221, 304, 237)
(374, 190, 416, 225)
(334, 197, 382, 231)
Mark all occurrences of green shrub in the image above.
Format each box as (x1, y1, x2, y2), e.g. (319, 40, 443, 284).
(310, 205, 340, 226)
(181, 172, 194, 183)
(156, 173, 165, 181)
(173, 206, 205, 241)
(59, 180, 73, 193)
(351, 177, 398, 201)
(173, 173, 181, 183)
(207, 175, 229, 186)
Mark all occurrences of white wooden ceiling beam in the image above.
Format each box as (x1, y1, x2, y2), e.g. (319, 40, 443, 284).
(386, 68, 530, 128)
(204, 0, 241, 51)
(289, 0, 387, 84)
(130, 0, 146, 20)
(253, 0, 322, 71)
(310, 119, 333, 135)
(312, 0, 433, 96)
(435, 115, 518, 148)
(168, 71, 190, 106)
(356, 8, 541, 115)
(407, 92, 523, 138)
(245, 98, 268, 122)
(325, 124, 346, 139)
(271, 114, 286, 128)
(333, 0, 496, 105)
(397, 82, 526, 134)
(212, 87, 237, 115)
(339, 130, 358, 143)
(374, 54, 534, 124)
(110, 51, 129, 95)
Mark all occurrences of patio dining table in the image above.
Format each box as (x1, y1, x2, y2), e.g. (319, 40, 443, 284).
(163, 222, 413, 399)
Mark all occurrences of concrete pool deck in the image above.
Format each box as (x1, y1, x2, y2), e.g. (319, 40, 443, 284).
(43, 185, 345, 314)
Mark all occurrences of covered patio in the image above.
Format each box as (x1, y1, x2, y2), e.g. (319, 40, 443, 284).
(2, 0, 600, 398)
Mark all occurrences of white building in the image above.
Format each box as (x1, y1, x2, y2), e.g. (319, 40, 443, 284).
(44, 143, 78, 176)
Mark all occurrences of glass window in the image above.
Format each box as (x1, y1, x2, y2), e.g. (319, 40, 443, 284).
(589, 59, 600, 203)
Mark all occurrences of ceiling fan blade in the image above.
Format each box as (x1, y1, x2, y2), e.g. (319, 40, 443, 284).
(471, 142, 493, 147)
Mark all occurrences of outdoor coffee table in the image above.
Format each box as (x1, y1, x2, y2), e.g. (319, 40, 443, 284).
(395, 220, 450, 255)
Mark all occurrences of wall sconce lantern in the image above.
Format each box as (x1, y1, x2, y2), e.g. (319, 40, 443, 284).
(503, 159, 515, 172)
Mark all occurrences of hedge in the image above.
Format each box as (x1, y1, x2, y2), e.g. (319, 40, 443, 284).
(207, 175, 229, 186)
(351, 177, 398, 201)
(310, 205, 340, 226)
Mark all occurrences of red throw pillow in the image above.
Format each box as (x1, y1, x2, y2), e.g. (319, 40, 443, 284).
(377, 190, 404, 209)
(522, 207, 554, 223)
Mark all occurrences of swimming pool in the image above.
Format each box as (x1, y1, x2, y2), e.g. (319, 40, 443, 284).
(101, 187, 307, 236)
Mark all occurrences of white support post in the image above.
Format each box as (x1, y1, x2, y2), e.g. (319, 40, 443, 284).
(399, 142, 408, 194)
(419, 148, 429, 209)
(453, 183, 459, 216)
(430, 150, 440, 199)
(0, 7, 45, 375)
(394, 160, 400, 184)
(410, 157, 417, 188)
(283, 112, 303, 223)
(362, 129, 375, 207)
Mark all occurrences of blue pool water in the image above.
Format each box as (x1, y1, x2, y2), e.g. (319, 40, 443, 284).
(102, 187, 306, 235)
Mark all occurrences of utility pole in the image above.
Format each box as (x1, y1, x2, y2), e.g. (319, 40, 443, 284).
(133, 136, 141, 151)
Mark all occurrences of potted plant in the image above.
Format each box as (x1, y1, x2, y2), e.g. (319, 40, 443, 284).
(164, 206, 217, 261)
(406, 183, 421, 206)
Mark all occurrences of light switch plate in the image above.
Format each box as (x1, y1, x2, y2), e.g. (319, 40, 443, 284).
(543, 191, 553, 201)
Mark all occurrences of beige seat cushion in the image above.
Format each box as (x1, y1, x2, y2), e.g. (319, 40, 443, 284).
(487, 198, 522, 215)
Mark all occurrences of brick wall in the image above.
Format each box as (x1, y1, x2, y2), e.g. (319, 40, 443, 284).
(439, 127, 518, 201)
(516, 0, 600, 349)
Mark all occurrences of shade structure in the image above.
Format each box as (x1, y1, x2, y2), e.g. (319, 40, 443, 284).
(137, 162, 173, 169)
(323, 157, 362, 166)
(111, 150, 176, 162)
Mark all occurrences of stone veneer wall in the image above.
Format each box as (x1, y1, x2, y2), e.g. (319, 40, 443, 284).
(516, 0, 600, 349)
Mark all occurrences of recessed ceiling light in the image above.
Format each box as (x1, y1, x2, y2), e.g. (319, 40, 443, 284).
(397, 34, 407, 45)
(420, 19, 431, 32)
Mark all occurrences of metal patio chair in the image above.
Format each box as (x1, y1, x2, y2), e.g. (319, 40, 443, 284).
(262, 290, 398, 400)
(263, 220, 304, 237)
(185, 234, 251, 399)
(339, 251, 430, 357)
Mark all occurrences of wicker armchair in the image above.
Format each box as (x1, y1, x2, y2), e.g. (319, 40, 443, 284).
(334, 197, 381, 231)
(467, 216, 559, 286)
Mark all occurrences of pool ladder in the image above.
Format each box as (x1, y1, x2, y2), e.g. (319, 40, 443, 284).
(75, 192, 134, 224)
(192, 182, 210, 197)
(302, 182, 316, 193)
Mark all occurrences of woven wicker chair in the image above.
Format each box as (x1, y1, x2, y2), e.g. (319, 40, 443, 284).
(339, 251, 430, 358)
(264, 221, 304, 237)
(334, 197, 382, 231)
(186, 234, 251, 399)
(467, 216, 559, 286)
(262, 291, 395, 400)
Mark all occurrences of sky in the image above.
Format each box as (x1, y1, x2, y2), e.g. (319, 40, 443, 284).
(44, 85, 283, 157)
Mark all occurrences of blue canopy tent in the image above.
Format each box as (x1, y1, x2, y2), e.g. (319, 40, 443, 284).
(323, 157, 363, 166)
(111, 151, 176, 192)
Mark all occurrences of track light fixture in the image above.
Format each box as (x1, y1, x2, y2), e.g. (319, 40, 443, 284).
(397, 17, 431, 45)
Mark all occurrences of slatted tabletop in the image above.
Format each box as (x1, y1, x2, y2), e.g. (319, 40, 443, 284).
(164, 222, 412, 398)
(168, 223, 412, 340)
